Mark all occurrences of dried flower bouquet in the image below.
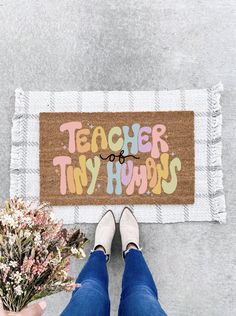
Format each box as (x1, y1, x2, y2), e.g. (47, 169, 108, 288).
(0, 198, 88, 312)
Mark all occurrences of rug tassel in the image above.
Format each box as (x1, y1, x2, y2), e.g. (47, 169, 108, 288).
(209, 83, 226, 223)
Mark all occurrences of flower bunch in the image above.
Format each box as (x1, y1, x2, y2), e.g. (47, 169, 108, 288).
(0, 198, 88, 312)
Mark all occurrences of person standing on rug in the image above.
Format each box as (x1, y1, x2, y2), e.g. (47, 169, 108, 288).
(61, 207, 167, 316)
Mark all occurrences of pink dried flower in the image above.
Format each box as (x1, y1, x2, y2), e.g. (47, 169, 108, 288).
(3, 267, 10, 282)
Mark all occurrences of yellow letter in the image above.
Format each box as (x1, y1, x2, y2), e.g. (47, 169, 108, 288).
(86, 156, 101, 194)
(74, 155, 88, 195)
(67, 165, 76, 193)
(145, 157, 157, 189)
(152, 153, 169, 195)
(91, 126, 108, 153)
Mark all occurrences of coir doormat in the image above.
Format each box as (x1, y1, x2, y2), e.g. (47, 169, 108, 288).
(40, 112, 194, 205)
(10, 83, 226, 224)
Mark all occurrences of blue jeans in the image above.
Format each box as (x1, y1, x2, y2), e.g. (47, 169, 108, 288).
(61, 249, 167, 316)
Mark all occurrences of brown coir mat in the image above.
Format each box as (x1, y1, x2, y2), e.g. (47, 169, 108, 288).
(40, 111, 194, 205)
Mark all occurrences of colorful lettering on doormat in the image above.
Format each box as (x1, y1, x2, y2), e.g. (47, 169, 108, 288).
(40, 112, 194, 205)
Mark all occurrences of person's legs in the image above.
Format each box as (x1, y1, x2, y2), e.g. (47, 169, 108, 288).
(119, 207, 167, 316)
(60, 250, 110, 316)
(118, 249, 167, 316)
(61, 210, 116, 316)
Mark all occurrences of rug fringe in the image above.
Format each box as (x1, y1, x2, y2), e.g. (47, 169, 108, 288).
(10, 88, 25, 198)
(209, 82, 226, 223)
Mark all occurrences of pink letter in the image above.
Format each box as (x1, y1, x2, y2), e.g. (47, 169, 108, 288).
(60, 122, 82, 153)
(151, 124, 169, 158)
(53, 156, 71, 195)
(126, 165, 147, 195)
(139, 126, 152, 153)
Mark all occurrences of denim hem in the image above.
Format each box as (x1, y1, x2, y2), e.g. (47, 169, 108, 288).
(123, 247, 142, 259)
(90, 249, 109, 262)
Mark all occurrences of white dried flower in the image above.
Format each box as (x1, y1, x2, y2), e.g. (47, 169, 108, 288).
(14, 209, 23, 219)
(14, 271, 23, 284)
(8, 234, 16, 246)
(9, 261, 18, 268)
(24, 216, 33, 227)
(1, 214, 17, 228)
(0, 263, 7, 270)
(71, 247, 79, 255)
(49, 211, 54, 220)
(15, 285, 23, 296)
(34, 232, 41, 246)
(24, 230, 31, 238)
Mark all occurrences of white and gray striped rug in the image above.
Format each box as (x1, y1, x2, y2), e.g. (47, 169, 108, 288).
(10, 83, 226, 224)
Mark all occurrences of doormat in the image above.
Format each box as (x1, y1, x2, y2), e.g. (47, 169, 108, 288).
(10, 83, 226, 224)
(40, 112, 194, 205)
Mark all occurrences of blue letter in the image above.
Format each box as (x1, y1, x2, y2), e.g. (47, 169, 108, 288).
(107, 161, 122, 195)
(122, 123, 140, 156)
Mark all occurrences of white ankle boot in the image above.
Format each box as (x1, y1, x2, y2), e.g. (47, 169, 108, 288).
(93, 210, 116, 257)
(119, 207, 140, 253)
